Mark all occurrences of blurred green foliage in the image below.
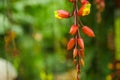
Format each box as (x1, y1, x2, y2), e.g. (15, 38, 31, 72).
(115, 11, 120, 60)
(0, 0, 116, 80)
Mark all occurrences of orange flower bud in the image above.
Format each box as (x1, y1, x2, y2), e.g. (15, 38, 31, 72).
(77, 38, 84, 49)
(82, 26, 95, 37)
(67, 38, 75, 50)
(78, 2, 91, 16)
(80, 49, 85, 58)
(69, 25, 78, 35)
(54, 10, 70, 19)
(79, 58, 85, 67)
(81, 0, 88, 5)
(73, 48, 78, 58)
(74, 59, 77, 65)
(76, 64, 80, 73)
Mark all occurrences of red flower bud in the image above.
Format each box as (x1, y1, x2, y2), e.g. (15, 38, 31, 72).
(73, 48, 78, 58)
(82, 26, 95, 37)
(55, 10, 70, 19)
(77, 38, 84, 49)
(76, 64, 80, 73)
(80, 49, 85, 58)
(74, 59, 77, 65)
(69, 25, 78, 35)
(67, 38, 75, 50)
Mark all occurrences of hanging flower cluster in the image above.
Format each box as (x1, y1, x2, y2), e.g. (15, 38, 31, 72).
(55, 0, 95, 80)
(94, 0, 105, 23)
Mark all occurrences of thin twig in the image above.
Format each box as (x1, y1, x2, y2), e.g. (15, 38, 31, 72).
(78, 18, 84, 26)
(70, 3, 76, 17)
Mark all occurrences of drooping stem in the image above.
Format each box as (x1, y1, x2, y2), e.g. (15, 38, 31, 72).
(74, 0, 81, 80)
(78, 18, 84, 27)
(74, 0, 78, 25)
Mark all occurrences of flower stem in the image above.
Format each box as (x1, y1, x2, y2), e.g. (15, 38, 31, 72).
(74, 0, 81, 80)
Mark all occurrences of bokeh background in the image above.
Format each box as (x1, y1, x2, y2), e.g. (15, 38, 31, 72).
(0, 0, 120, 80)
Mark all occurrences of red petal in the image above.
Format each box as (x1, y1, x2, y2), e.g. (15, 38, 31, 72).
(78, 6, 84, 16)
(67, 38, 75, 50)
(58, 10, 70, 18)
(69, 25, 78, 35)
(82, 26, 95, 37)
(80, 49, 85, 58)
(73, 48, 78, 58)
(76, 64, 80, 73)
